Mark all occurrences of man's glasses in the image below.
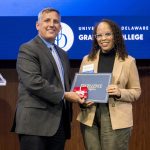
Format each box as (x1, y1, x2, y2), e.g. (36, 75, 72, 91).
(94, 32, 113, 39)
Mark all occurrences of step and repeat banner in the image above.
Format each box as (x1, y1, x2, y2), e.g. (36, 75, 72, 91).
(0, 0, 150, 59)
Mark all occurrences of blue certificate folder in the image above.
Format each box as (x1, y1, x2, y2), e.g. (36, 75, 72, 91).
(71, 73, 112, 103)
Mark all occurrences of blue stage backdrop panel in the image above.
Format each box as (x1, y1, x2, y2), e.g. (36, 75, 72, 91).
(0, 0, 149, 59)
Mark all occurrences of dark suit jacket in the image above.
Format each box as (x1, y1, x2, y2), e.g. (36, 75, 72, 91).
(12, 35, 72, 138)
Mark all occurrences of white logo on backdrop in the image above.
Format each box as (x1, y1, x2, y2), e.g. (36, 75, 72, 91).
(55, 22, 74, 51)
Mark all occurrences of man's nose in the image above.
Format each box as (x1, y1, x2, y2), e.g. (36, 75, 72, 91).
(49, 20, 54, 26)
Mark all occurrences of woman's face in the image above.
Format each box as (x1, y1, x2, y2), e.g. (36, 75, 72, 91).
(95, 22, 114, 53)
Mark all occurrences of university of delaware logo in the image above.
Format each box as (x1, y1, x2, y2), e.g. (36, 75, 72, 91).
(55, 22, 74, 52)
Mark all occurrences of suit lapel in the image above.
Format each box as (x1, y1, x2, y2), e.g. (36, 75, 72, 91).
(35, 36, 63, 86)
(94, 51, 100, 73)
(112, 56, 123, 84)
(55, 46, 70, 90)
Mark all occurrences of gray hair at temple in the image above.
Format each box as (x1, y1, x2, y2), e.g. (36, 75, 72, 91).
(37, 7, 61, 23)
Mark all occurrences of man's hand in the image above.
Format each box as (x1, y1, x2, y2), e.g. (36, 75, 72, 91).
(64, 92, 85, 104)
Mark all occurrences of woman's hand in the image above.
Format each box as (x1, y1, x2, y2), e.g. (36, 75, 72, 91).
(106, 84, 121, 98)
(82, 100, 95, 107)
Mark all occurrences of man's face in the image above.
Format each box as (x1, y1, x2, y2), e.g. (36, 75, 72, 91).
(36, 11, 61, 43)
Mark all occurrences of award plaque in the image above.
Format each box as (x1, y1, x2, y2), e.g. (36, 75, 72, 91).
(73, 86, 88, 99)
(71, 73, 112, 103)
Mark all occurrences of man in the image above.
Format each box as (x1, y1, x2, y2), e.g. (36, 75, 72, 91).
(11, 7, 84, 150)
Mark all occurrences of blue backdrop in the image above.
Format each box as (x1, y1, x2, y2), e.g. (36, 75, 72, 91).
(0, 0, 149, 59)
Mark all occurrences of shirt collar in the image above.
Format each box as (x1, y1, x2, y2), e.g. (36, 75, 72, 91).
(38, 34, 53, 49)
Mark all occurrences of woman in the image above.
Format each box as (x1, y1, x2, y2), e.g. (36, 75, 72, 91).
(77, 19, 141, 150)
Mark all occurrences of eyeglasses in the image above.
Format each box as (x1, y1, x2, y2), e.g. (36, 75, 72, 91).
(94, 32, 113, 39)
